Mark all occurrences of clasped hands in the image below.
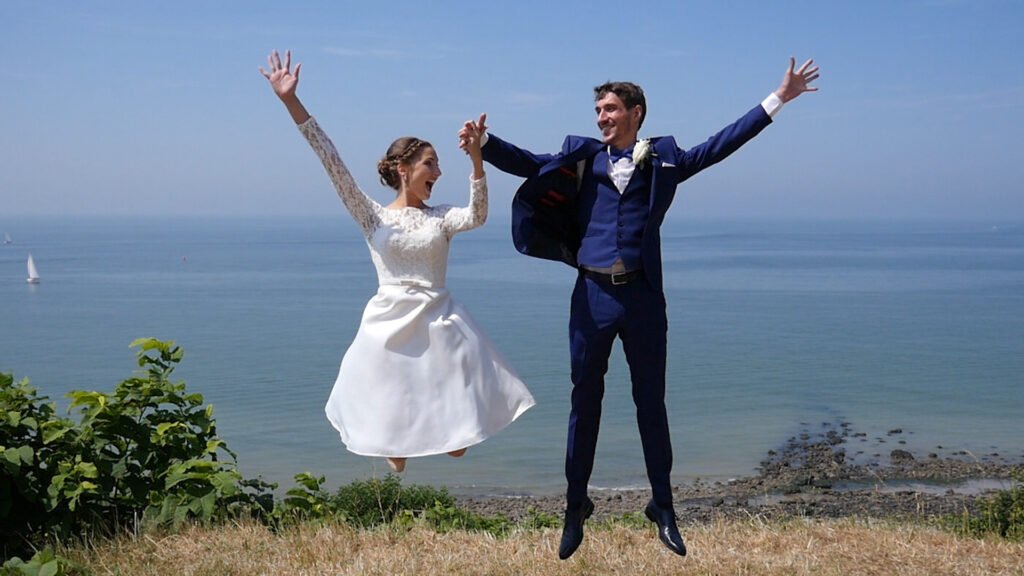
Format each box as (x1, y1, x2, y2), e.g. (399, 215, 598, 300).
(458, 114, 488, 155)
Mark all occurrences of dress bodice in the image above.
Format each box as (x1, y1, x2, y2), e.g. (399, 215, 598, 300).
(299, 117, 488, 288)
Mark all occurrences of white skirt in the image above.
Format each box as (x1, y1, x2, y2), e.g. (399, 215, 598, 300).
(325, 284, 535, 457)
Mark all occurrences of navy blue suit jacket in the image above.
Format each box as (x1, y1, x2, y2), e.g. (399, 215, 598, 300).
(481, 104, 773, 291)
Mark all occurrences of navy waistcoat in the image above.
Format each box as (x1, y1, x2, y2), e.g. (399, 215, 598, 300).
(576, 149, 651, 270)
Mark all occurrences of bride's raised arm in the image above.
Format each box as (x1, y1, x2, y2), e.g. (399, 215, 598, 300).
(261, 49, 380, 235)
(444, 115, 489, 236)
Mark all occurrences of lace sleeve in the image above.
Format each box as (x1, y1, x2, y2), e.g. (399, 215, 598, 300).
(441, 175, 488, 238)
(298, 117, 380, 235)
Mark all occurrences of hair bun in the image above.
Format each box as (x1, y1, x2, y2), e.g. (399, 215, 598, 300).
(377, 158, 400, 189)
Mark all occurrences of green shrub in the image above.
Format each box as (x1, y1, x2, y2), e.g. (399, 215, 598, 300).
(271, 472, 336, 527)
(1, 372, 81, 557)
(269, 472, 521, 536)
(1, 338, 273, 557)
(329, 473, 454, 528)
(948, 470, 1024, 541)
(0, 548, 84, 576)
(410, 499, 513, 535)
(521, 506, 561, 530)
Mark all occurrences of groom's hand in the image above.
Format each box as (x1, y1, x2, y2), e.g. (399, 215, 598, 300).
(774, 57, 819, 103)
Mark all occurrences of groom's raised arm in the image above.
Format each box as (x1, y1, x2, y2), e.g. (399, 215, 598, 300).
(674, 57, 819, 184)
(480, 133, 558, 178)
(458, 116, 557, 179)
(673, 104, 774, 184)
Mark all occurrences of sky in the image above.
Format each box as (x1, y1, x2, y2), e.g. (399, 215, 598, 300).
(2, 0, 1022, 221)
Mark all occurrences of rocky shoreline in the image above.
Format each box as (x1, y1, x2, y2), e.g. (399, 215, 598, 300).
(457, 422, 1023, 524)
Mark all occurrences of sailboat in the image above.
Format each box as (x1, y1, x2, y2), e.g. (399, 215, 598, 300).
(26, 253, 40, 284)
(3, 233, 10, 245)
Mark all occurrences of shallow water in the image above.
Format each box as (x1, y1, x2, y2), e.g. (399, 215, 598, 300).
(2, 217, 1021, 495)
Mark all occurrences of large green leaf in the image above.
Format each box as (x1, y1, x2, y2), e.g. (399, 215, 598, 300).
(155, 422, 185, 437)
(39, 559, 60, 576)
(199, 491, 217, 519)
(40, 421, 71, 444)
(74, 462, 99, 479)
(3, 448, 22, 467)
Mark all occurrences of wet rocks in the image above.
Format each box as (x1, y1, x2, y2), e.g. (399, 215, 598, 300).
(890, 449, 915, 464)
(456, 422, 1023, 524)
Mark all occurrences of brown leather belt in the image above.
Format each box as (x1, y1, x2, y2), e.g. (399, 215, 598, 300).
(581, 268, 644, 286)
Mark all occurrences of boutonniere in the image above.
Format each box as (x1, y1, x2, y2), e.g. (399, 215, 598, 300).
(632, 138, 652, 168)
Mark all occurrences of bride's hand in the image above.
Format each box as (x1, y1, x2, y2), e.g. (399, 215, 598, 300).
(259, 49, 301, 100)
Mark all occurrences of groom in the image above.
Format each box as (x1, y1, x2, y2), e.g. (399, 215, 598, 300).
(463, 57, 819, 558)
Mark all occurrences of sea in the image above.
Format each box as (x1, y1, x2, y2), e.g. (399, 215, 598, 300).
(1, 216, 1022, 497)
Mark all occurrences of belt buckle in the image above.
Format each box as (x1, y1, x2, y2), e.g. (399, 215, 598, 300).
(610, 272, 629, 285)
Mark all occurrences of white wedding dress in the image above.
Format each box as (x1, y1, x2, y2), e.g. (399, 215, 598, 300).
(300, 118, 535, 458)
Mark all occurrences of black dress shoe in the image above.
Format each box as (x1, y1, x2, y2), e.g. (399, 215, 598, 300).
(558, 496, 594, 560)
(644, 499, 686, 556)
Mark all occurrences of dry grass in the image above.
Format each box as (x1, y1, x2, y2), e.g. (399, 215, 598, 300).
(62, 517, 1024, 576)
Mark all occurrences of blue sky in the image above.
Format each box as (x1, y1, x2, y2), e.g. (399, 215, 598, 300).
(3, 0, 1022, 220)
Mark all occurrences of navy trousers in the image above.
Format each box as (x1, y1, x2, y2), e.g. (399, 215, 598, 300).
(566, 272, 673, 507)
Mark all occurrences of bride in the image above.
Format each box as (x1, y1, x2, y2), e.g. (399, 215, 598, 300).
(260, 50, 535, 473)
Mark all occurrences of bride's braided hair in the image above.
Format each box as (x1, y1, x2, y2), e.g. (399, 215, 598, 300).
(377, 137, 432, 190)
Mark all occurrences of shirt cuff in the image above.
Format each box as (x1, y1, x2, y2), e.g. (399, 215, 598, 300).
(480, 132, 490, 147)
(761, 93, 784, 118)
